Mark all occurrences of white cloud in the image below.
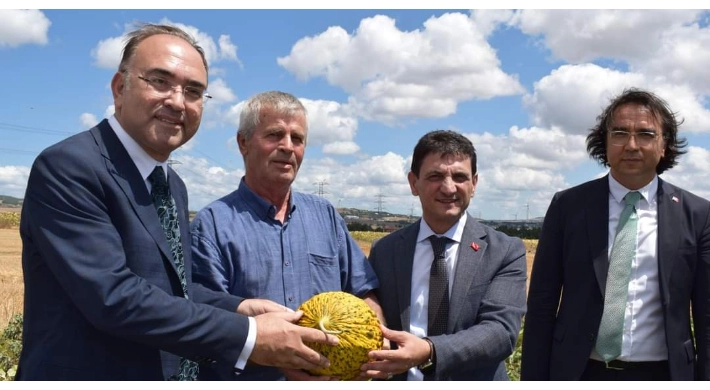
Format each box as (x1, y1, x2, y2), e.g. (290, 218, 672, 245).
(218, 35, 241, 67)
(206, 78, 236, 104)
(662, 146, 710, 200)
(511, 10, 700, 64)
(322, 141, 360, 155)
(104, 105, 115, 118)
(80, 113, 99, 129)
(0, 10, 51, 48)
(512, 10, 710, 97)
(91, 36, 126, 69)
(159, 19, 242, 66)
(524, 64, 710, 135)
(91, 20, 242, 71)
(0, 166, 31, 198)
(223, 101, 245, 131)
(638, 22, 710, 95)
(169, 154, 245, 210)
(524, 64, 644, 134)
(300, 99, 359, 153)
(278, 12, 524, 124)
(469, 9, 515, 37)
(293, 152, 412, 211)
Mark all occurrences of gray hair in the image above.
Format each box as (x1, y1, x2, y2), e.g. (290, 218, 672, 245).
(237, 91, 308, 141)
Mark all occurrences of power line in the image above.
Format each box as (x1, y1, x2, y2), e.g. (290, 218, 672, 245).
(0, 147, 39, 156)
(186, 147, 238, 172)
(0, 121, 74, 136)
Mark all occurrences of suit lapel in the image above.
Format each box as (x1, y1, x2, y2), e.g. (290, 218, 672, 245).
(92, 121, 177, 276)
(656, 178, 680, 306)
(395, 222, 419, 332)
(588, 177, 611, 295)
(450, 214, 487, 329)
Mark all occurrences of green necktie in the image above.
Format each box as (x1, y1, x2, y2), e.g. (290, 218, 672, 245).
(595, 191, 642, 362)
(148, 166, 199, 381)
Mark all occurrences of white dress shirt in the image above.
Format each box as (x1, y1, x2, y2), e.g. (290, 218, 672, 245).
(407, 213, 467, 380)
(591, 174, 668, 362)
(107, 116, 256, 371)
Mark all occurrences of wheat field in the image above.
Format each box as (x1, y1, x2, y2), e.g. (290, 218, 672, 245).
(0, 228, 23, 328)
(0, 227, 537, 329)
(353, 232, 536, 284)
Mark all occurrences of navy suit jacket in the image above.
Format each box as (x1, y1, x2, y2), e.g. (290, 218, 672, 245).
(521, 176, 710, 380)
(18, 119, 250, 380)
(369, 214, 527, 380)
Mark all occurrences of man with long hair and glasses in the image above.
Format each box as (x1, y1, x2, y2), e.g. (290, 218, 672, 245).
(522, 88, 709, 380)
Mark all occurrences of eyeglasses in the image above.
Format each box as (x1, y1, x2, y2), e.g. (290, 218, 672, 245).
(608, 130, 660, 147)
(135, 74, 212, 103)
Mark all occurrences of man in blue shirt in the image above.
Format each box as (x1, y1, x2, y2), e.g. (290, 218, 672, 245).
(191, 90, 383, 381)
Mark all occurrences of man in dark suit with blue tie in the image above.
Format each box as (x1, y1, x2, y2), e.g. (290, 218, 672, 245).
(522, 88, 710, 380)
(360, 130, 527, 380)
(17, 23, 336, 380)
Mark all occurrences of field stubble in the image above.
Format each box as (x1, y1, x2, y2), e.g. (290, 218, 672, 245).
(0, 229, 537, 328)
(353, 231, 536, 284)
(0, 228, 23, 328)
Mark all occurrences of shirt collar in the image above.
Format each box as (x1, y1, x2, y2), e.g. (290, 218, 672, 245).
(236, 177, 297, 220)
(608, 173, 657, 205)
(108, 115, 168, 181)
(416, 212, 467, 244)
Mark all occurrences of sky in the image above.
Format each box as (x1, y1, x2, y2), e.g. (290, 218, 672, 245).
(1, 7, 709, 220)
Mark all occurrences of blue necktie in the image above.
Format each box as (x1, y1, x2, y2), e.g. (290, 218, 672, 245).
(148, 166, 199, 381)
(595, 191, 642, 362)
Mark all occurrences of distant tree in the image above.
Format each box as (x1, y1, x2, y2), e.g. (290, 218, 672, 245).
(494, 226, 541, 240)
(347, 222, 373, 232)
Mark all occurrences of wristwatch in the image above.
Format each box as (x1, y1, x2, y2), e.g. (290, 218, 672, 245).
(417, 337, 436, 375)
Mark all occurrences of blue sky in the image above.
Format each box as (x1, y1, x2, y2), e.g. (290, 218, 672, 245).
(1, 8, 709, 220)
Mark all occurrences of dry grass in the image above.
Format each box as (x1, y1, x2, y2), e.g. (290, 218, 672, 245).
(0, 228, 23, 328)
(355, 232, 537, 284)
(0, 227, 537, 329)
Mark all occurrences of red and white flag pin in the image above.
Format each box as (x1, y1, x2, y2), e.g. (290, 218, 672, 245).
(672, 196, 679, 203)
(470, 242, 480, 251)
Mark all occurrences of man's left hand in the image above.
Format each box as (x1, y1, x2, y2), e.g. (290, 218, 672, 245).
(237, 298, 293, 316)
(360, 324, 431, 380)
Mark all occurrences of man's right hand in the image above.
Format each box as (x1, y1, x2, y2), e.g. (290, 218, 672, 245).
(249, 310, 339, 371)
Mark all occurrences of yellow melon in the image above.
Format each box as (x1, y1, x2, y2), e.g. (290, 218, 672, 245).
(297, 291, 383, 380)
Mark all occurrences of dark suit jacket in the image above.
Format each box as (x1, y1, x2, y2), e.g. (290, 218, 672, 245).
(18, 119, 250, 380)
(369, 214, 527, 380)
(521, 176, 710, 380)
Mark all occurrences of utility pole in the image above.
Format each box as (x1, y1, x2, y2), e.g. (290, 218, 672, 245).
(314, 180, 329, 197)
(374, 192, 387, 214)
(525, 202, 530, 220)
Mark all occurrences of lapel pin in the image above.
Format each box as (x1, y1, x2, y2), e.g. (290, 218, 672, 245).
(470, 242, 480, 251)
(672, 195, 679, 203)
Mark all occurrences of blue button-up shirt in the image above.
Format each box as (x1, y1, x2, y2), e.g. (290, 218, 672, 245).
(190, 178, 379, 380)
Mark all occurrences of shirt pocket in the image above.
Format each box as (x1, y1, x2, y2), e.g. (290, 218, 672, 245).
(307, 252, 341, 294)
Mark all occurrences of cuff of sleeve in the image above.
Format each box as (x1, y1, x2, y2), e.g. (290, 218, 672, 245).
(234, 316, 256, 375)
